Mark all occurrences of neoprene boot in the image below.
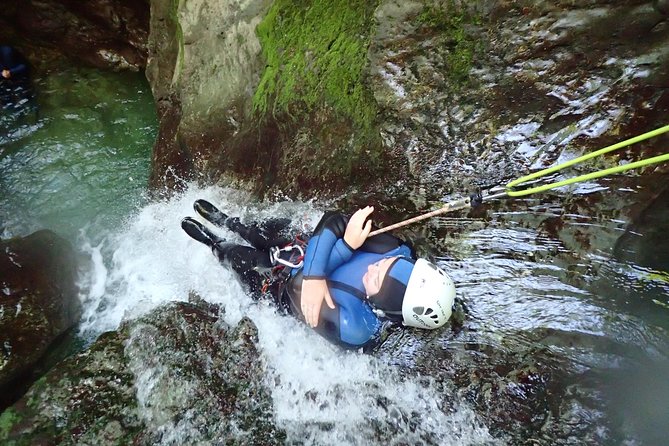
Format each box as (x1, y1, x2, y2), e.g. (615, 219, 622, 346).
(194, 199, 229, 227)
(181, 217, 224, 247)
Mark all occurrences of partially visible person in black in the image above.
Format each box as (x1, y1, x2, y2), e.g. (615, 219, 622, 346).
(1, 45, 32, 112)
(1, 44, 38, 138)
(1, 45, 29, 81)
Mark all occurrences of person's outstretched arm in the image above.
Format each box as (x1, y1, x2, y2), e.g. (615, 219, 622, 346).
(301, 206, 374, 327)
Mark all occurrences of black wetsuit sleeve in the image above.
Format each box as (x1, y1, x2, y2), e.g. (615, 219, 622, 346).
(302, 212, 354, 278)
(311, 211, 349, 241)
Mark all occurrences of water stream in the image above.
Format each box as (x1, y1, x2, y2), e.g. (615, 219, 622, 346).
(81, 185, 495, 444)
(1, 66, 668, 444)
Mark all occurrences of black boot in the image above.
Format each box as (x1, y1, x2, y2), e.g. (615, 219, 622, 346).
(181, 217, 224, 247)
(194, 199, 229, 228)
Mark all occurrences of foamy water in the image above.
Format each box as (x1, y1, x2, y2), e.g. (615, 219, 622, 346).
(74, 184, 496, 445)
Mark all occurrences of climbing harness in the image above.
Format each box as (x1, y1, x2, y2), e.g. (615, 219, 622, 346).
(261, 235, 308, 296)
(269, 244, 305, 268)
(369, 123, 669, 236)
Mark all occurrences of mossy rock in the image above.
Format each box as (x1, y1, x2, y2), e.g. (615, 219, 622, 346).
(0, 301, 285, 445)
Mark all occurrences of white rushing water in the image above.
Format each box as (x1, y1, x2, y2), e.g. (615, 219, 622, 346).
(74, 184, 496, 445)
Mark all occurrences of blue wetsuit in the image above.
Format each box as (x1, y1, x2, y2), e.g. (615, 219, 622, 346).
(284, 212, 414, 350)
(182, 203, 415, 351)
(1, 46, 29, 80)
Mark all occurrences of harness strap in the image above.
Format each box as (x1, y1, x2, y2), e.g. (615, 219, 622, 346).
(326, 280, 367, 300)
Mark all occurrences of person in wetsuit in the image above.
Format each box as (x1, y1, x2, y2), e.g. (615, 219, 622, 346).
(181, 200, 456, 350)
(1, 45, 29, 81)
(1, 45, 32, 111)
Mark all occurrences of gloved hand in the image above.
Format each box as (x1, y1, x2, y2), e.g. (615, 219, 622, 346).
(469, 190, 483, 207)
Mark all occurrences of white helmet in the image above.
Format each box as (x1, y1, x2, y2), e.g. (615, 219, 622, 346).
(368, 258, 456, 329)
(401, 259, 456, 329)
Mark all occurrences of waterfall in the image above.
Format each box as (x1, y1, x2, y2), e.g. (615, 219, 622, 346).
(74, 183, 496, 445)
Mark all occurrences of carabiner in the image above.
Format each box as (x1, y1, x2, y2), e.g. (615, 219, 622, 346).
(269, 244, 304, 269)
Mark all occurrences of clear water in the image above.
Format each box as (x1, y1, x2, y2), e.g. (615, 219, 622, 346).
(0, 66, 157, 242)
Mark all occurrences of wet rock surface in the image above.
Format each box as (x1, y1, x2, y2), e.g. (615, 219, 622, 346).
(375, 179, 669, 444)
(0, 0, 149, 71)
(141, 0, 669, 204)
(614, 185, 669, 271)
(0, 230, 80, 411)
(0, 299, 285, 445)
(369, 0, 669, 201)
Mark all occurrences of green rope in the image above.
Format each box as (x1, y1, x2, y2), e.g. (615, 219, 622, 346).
(505, 124, 669, 197)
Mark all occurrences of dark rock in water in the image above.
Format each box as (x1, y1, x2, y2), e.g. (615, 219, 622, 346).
(0, 329, 141, 444)
(0, 230, 80, 410)
(614, 185, 669, 272)
(0, 301, 285, 445)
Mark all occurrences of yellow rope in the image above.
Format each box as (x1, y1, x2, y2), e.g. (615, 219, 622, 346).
(369, 125, 669, 236)
(505, 124, 669, 197)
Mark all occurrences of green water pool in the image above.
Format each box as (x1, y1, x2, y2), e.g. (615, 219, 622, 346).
(0, 66, 157, 243)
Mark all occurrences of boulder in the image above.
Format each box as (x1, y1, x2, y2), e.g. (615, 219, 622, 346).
(145, 0, 403, 196)
(0, 300, 285, 445)
(0, 230, 80, 409)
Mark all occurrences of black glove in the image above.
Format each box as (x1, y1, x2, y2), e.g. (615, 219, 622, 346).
(469, 190, 483, 207)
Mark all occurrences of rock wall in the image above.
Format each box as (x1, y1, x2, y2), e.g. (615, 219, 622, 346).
(0, 0, 149, 71)
(146, 0, 669, 205)
(0, 230, 80, 410)
(146, 0, 399, 196)
(146, 0, 275, 193)
(4, 0, 666, 203)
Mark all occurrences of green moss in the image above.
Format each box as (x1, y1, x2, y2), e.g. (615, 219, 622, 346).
(0, 408, 20, 440)
(253, 0, 380, 132)
(416, 1, 482, 87)
(647, 271, 669, 283)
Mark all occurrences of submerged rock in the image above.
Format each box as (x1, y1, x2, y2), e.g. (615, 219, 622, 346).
(614, 185, 669, 271)
(0, 230, 80, 410)
(0, 300, 285, 445)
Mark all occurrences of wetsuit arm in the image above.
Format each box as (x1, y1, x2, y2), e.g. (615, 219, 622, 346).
(9, 63, 27, 76)
(314, 287, 381, 349)
(302, 212, 354, 278)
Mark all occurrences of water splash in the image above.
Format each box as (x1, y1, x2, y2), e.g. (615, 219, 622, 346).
(75, 184, 496, 445)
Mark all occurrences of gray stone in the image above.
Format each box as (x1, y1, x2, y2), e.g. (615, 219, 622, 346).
(0, 300, 285, 445)
(0, 230, 80, 408)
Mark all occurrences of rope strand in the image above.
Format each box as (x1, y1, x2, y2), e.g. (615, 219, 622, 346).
(368, 124, 669, 235)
